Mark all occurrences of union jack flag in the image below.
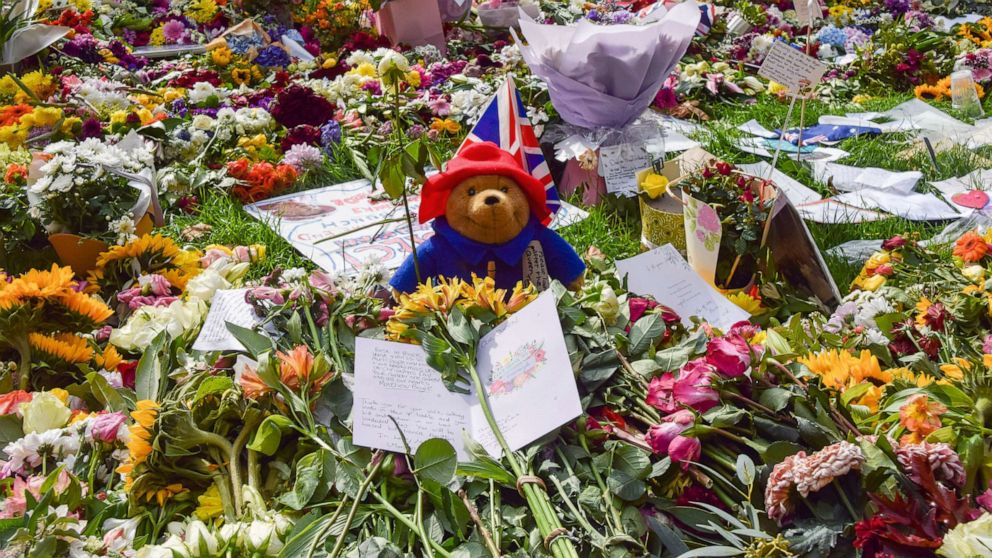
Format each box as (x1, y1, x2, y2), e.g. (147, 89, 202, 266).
(458, 78, 560, 215)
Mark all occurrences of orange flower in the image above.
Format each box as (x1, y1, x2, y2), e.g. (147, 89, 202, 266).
(899, 394, 946, 444)
(4, 163, 27, 184)
(953, 230, 989, 262)
(278, 345, 315, 391)
(238, 365, 272, 399)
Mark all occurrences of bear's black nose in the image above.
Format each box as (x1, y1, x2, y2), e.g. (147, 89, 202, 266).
(484, 195, 500, 206)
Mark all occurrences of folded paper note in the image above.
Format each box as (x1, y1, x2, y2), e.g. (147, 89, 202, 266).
(353, 291, 581, 459)
(616, 244, 749, 330)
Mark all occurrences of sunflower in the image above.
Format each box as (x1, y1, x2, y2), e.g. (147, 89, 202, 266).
(914, 84, 945, 102)
(0, 264, 76, 305)
(56, 290, 114, 324)
(88, 234, 199, 291)
(117, 400, 159, 484)
(28, 332, 93, 364)
(94, 345, 123, 371)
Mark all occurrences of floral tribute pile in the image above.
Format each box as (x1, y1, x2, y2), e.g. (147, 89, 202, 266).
(6, 0, 992, 557)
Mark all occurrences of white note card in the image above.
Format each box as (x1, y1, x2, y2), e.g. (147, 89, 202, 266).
(757, 41, 827, 95)
(192, 289, 265, 352)
(599, 143, 652, 196)
(352, 291, 581, 460)
(616, 245, 750, 331)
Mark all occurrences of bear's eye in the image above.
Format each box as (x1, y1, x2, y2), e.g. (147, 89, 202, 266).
(500, 187, 508, 193)
(468, 187, 477, 196)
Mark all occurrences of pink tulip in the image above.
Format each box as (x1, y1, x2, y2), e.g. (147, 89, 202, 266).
(645, 410, 695, 454)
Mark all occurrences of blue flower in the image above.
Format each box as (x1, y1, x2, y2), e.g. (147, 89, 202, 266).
(254, 45, 291, 68)
(817, 25, 848, 49)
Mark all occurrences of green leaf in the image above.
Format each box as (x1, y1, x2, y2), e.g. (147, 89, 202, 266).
(629, 314, 666, 356)
(246, 415, 293, 456)
(446, 306, 476, 346)
(193, 376, 233, 406)
(278, 511, 332, 558)
(613, 444, 651, 477)
(758, 387, 793, 412)
(607, 468, 645, 501)
(380, 156, 406, 199)
(279, 450, 334, 511)
(761, 441, 804, 465)
(630, 359, 661, 377)
(735, 454, 756, 486)
(653, 344, 695, 372)
(85, 372, 127, 412)
(646, 515, 688, 555)
(676, 545, 743, 557)
(0, 415, 24, 456)
(226, 323, 274, 357)
(134, 331, 167, 402)
(414, 438, 458, 486)
(647, 457, 671, 479)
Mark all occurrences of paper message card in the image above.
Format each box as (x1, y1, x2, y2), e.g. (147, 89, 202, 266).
(353, 291, 581, 459)
(599, 143, 653, 196)
(616, 244, 750, 331)
(757, 41, 826, 95)
(192, 289, 265, 352)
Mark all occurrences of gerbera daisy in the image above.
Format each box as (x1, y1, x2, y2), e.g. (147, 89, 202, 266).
(953, 230, 989, 262)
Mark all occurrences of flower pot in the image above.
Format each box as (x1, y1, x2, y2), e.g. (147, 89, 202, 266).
(48, 214, 153, 275)
(639, 190, 687, 253)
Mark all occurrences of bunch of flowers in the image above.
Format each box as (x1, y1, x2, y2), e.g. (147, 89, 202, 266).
(679, 160, 777, 289)
(27, 135, 156, 243)
(225, 158, 299, 202)
(915, 74, 986, 102)
(0, 265, 114, 389)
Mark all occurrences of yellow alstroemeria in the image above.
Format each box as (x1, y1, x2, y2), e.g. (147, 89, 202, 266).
(430, 118, 461, 134)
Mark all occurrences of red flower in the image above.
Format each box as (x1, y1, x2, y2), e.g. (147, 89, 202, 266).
(270, 85, 335, 129)
(117, 361, 137, 389)
(715, 161, 733, 176)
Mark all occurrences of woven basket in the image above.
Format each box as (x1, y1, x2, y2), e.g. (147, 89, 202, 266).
(639, 188, 686, 253)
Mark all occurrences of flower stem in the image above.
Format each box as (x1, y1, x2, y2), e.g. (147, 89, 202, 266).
(466, 362, 579, 558)
(11, 335, 31, 391)
(328, 450, 386, 558)
(460, 489, 501, 558)
(371, 491, 454, 558)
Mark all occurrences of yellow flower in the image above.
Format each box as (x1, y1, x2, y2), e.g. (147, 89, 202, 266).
(799, 349, 891, 411)
(725, 291, 763, 315)
(29, 332, 93, 364)
(430, 118, 461, 134)
(211, 46, 232, 67)
(506, 281, 537, 313)
(460, 274, 507, 317)
(149, 26, 166, 47)
(110, 111, 128, 125)
(231, 67, 253, 85)
(189, 0, 218, 23)
(852, 94, 872, 105)
(194, 484, 224, 521)
(57, 290, 114, 324)
(855, 274, 886, 291)
(322, 57, 337, 69)
(639, 172, 669, 199)
(50, 388, 69, 405)
(939, 358, 970, 381)
(405, 70, 422, 88)
(95, 345, 123, 371)
(353, 62, 377, 77)
(767, 81, 788, 95)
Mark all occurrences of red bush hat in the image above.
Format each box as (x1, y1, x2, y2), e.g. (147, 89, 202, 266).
(419, 141, 551, 224)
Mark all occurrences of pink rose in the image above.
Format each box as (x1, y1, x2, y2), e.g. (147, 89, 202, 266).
(646, 360, 719, 413)
(199, 248, 230, 267)
(89, 412, 128, 443)
(645, 409, 695, 455)
(668, 436, 701, 469)
(705, 335, 752, 377)
(139, 274, 172, 297)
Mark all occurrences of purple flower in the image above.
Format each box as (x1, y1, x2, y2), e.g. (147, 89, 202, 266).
(79, 118, 103, 139)
(162, 20, 187, 43)
(254, 45, 291, 68)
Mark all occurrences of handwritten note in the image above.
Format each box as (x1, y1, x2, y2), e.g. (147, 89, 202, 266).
(757, 41, 826, 96)
(192, 289, 265, 352)
(522, 241, 551, 292)
(353, 292, 580, 459)
(599, 143, 653, 196)
(616, 245, 750, 331)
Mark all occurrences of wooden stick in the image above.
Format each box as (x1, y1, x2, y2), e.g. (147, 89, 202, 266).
(460, 489, 502, 558)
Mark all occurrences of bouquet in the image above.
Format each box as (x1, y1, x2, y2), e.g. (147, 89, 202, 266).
(679, 159, 777, 289)
(27, 135, 156, 244)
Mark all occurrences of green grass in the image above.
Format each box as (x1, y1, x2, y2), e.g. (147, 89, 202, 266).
(160, 94, 990, 294)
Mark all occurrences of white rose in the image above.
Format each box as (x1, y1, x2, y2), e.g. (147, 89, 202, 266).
(19, 392, 72, 434)
(245, 520, 280, 554)
(186, 521, 219, 555)
(191, 115, 215, 131)
(184, 268, 231, 301)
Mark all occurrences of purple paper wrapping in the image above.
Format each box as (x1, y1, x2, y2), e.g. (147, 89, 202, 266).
(513, 1, 701, 130)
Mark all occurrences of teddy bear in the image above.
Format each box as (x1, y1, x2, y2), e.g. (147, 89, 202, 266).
(389, 141, 585, 294)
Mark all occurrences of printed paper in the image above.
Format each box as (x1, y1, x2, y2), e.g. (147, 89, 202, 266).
(616, 244, 750, 330)
(682, 194, 721, 285)
(352, 292, 580, 459)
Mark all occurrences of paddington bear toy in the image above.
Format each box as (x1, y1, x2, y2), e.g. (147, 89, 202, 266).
(389, 141, 585, 293)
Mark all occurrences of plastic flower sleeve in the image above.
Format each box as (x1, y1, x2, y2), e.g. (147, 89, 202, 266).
(513, 1, 700, 130)
(1, 0, 70, 65)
